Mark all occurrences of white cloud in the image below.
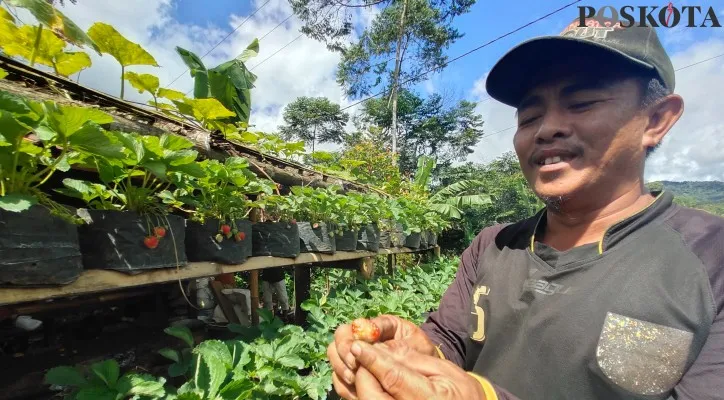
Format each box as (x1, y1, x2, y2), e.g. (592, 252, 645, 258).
(7, 0, 373, 136)
(466, 38, 724, 181)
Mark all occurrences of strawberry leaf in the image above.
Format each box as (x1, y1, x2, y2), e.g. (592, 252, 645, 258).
(89, 359, 119, 388)
(44, 365, 87, 387)
(158, 348, 180, 363)
(164, 326, 194, 348)
(116, 373, 166, 397)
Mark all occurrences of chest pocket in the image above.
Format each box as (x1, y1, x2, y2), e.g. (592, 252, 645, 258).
(595, 312, 694, 396)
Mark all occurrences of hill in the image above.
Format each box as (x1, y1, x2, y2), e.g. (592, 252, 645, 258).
(647, 180, 724, 203)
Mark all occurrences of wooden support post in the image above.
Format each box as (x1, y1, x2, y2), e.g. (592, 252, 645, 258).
(295, 265, 311, 327)
(434, 246, 441, 259)
(387, 254, 395, 276)
(250, 270, 259, 326)
(210, 281, 240, 324)
(360, 256, 375, 280)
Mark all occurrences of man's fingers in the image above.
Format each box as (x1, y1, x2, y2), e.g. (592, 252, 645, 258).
(334, 324, 358, 370)
(370, 315, 402, 341)
(380, 341, 459, 377)
(332, 371, 358, 400)
(328, 342, 356, 385)
(355, 367, 394, 400)
(351, 340, 433, 400)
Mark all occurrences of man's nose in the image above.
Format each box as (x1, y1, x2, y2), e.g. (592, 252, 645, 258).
(534, 108, 571, 144)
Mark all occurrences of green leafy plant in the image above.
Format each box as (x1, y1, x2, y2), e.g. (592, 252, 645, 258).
(44, 359, 167, 400)
(123, 71, 186, 109)
(0, 90, 121, 220)
(0, 17, 91, 77)
(157, 325, 198, 379)
(175, 38, 259, 125)
(5, 0, 100, 66)
(257, 193, 298, 223)
(289, 185, 343, 231)
(167, 156, 274, 241)
(87, 22, 159, 99)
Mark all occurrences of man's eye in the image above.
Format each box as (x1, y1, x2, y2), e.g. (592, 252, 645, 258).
(569, 100, 599, 110)
(519, 115, 540, 126)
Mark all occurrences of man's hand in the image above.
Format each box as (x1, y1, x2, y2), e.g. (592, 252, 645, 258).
(327, 315, 440, 399)
(350, 340, 487, 400)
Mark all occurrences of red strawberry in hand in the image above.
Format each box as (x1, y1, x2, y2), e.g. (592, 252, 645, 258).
(143, 236, 159, 249)
(235, 232, 246, 242)
(351, 318, 380, 343)
(154, 226, 166, 238)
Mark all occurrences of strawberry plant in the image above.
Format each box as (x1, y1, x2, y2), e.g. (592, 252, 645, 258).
(289, 185, 342, 229)
(257, 193, 299, 223)
(0, 90, 122, 220)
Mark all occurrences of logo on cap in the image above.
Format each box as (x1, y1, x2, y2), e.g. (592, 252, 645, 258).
(561, 18, 625, 40)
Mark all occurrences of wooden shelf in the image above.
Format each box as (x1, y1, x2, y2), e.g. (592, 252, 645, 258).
(0, 247, 432, 307)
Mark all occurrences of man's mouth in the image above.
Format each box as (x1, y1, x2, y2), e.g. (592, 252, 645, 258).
(537, 155, 575, 166)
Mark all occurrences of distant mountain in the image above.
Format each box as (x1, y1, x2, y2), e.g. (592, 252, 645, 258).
(647, 180, 724, 204)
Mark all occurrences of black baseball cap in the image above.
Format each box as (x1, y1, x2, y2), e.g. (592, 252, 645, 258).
(485, 15, 676, 108)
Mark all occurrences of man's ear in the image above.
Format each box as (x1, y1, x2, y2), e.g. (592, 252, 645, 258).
(642, 94, 684, 150)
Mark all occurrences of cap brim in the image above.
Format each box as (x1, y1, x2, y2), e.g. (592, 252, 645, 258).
(485, 36, 657, 108)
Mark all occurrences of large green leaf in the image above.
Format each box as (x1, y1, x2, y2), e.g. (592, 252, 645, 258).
(159, 133, 194, 151)
(87, 22, 159, 68)
(158, 348, 180, 363)
(194, 340, 233, 369)
(89, 359, 119, 388)
(175, 98, 235, 121)
(116, 373, 166, 397)
(0, 68, 7, 79)
(157, 88, 186, 101)
(110, 131, 144, 163)
(236, 38, 259, 62)
(67, 123, 124, 159)
(175, 47, 209, 99)
(75, 387, 118, 400)
(41, 104, 114, 140)
(124, 71, 160, 96)
(0, 91, 33, 114)
(218, 379, 254, 399)
(54, 51, 91, 77)
(6, 0, 99, 53)
(194, 354, 226, 399)
(0, 193, 37, 212)
(44, 366, 87, 387)
(1, 24, 64, 67)
(0, 111, 31, 145)
(208, 59, 257, 123)
(164, 325, 195, 348)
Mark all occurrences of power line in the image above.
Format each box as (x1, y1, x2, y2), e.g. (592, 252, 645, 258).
(165, 0, 272, 89)
(478, 52, 724, 141)
(333, 0, 582, 115)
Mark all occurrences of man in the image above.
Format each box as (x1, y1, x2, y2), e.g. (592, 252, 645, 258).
(328, 15, 724, 400)
(261, 267, 291, 318)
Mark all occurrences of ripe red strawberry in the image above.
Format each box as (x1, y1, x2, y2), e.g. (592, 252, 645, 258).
(221, 224, 231, 235)
(235, 232, 246, 242)
(351, 318, 380, 343)
(143, 236, 159, 249)
(154, 226, 166, 238)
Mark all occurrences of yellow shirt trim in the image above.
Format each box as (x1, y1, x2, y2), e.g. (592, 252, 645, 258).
(467, 372, 499, 400)
(435, 345, 445, 360)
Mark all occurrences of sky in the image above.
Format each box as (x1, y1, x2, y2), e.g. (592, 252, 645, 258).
(4, 0, 724, 182)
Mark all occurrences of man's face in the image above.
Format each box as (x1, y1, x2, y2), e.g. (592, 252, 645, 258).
(513, 65, 649, 207)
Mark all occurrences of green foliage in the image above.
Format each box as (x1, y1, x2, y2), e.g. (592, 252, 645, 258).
(279, 96, 350, 151)
(44, 359, 166, 400)
(87, 22, 159, 99)
(0, 90, 119, 220)
(168, 156, 275, 224)
(226, 129, 307, 162)
(0, 67, 7, 79)
(175, 39, 259, 125)
(357, 89, 485, 174)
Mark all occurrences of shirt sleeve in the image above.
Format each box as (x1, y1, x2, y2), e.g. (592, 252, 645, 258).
(419, 224, 505, 368)
(671, 307, 724, 399)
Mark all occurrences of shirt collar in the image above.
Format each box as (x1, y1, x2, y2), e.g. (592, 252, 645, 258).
(530, 190, 672, 254)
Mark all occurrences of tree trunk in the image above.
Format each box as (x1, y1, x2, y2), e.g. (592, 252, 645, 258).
(390, 0, 408, 163)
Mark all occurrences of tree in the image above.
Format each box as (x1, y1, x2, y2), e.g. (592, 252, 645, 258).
(279, 96, 349, 153)
(290, 0, 476, 160)
(356, 89, 484, 174)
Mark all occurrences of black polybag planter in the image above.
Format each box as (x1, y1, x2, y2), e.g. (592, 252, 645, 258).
(0, 206, 83, 286)
(185, 219, 252, 264)
(298, 221, 335, 254)
(378, 230, 392, 249)
(427, 231, 438, 247)
(335, 228, 359, 251)
(357, 223, 380, 252)
(420, 231, 429, 248)
(252, 221, 300, 258)
(392, 222, 406, 247)
(404, 232, 422, 249)
(77, 210, 187, 273)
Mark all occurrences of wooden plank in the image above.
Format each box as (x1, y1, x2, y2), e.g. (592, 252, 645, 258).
(294, 265, 311, 327)
(210, 281, 240, 324)
(0, 247, 428, 307)
(250, 270, 259, 326)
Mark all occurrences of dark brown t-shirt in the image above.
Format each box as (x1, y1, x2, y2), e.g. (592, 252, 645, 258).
(421, 191, 724, 400)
